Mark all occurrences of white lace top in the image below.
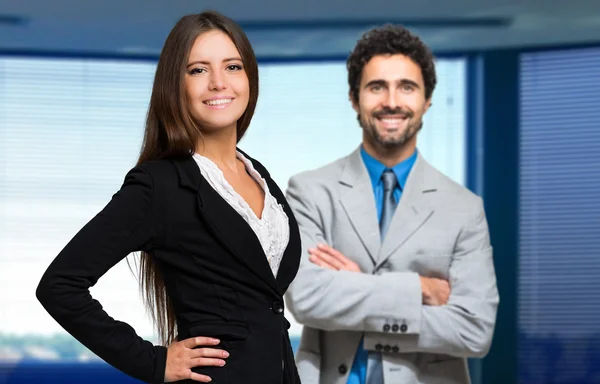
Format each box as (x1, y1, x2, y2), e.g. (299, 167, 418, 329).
(192, 151, 290, 277)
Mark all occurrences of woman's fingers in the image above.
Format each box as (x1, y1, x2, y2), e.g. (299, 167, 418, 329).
(188, 371, 213, 382)
(182, 336, 220, 349)
(190, 357, 227, 367)
(190, 348, 230, 359)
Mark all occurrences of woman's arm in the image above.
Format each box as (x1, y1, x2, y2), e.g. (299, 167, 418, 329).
(36, 166, 167, 383)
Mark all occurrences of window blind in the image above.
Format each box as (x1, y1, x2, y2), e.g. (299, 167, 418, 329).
(519, 47, 600, 383)
(0, 56, 467, 362)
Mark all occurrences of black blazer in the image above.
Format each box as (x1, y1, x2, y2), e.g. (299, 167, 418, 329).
(36, 151, 302, 384)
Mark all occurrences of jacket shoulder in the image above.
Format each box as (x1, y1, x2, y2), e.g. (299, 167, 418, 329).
(289, 154, 350, 187)
(138, 157, 182, 176)
(421, 159, 484, 212)
(124, 157, 184, 193)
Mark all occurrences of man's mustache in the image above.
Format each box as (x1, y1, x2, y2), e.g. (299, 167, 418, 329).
(372, 107, 413, 119)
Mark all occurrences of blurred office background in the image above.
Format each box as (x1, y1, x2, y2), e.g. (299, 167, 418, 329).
(1, 1, 600, 383)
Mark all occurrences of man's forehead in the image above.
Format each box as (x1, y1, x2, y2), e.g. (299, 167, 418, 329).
(362, 69, 423, 84)
(361, 54, 423, 83)
(363, 55, 420, 73)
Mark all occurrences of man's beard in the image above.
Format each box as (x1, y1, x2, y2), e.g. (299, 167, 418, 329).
(358, 107, 423, 149)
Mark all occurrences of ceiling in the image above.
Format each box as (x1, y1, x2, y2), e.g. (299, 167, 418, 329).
(1, 0, 600, 59)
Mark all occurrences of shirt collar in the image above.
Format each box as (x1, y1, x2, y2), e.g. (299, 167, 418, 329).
(360, 145, 418, 190)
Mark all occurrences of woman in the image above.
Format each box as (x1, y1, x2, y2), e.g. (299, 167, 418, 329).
(36, 11, 301, 384)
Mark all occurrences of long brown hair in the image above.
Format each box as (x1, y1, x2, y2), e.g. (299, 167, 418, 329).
(134, 10, 259, 346)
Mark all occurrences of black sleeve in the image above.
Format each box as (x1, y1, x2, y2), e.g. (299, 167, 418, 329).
(36, 166, 167, 384)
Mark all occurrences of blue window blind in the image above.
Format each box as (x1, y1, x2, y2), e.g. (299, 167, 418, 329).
(519, 47, 600, 383)
(0, 56, 467, 366)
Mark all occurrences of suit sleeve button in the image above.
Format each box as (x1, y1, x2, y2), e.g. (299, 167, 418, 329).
(338, 364, 348, 374)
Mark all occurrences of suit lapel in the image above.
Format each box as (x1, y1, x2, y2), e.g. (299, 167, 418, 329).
(339, 149, 381, 265)
(376, 155, 436, 269)
(236, 148, 303, 293)
(172, 156, 280, 295)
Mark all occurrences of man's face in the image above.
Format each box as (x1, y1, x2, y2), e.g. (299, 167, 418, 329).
(352, 54, 431, 151)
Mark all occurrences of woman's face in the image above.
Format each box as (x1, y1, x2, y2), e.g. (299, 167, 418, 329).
(184, 29, 250, 134)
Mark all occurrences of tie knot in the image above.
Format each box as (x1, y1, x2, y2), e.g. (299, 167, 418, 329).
(381, 169, 397, 192)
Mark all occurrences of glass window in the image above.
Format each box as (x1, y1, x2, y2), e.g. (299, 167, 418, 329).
(519, 47, 600, 383)
(0, 56, 467, 362)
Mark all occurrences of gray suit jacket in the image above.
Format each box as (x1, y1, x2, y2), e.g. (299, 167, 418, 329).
(285, 148, 499, 384)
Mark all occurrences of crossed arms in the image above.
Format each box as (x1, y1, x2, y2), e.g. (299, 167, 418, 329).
(285, 176, 499, 358)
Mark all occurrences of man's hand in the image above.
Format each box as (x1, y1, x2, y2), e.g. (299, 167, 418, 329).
(308, 244, 361, 272)
(420, 276, 450, 306)
(309, 244, 449, 305)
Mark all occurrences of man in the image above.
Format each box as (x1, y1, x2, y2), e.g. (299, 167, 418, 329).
(285, 25, 499, 384)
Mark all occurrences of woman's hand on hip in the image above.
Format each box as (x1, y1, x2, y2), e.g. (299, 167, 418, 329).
(164, 336, 229, 382)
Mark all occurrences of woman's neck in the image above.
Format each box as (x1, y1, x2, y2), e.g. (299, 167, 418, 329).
(195, 125, 240, 172)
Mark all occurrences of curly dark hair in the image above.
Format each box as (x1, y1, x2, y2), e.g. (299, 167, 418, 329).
(347, 24, 437, 103)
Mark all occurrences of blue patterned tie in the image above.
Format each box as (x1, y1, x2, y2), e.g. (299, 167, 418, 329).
(349, 170, 399, 384)
(379, 170, 398, 240)
(366, 170, 398, 383)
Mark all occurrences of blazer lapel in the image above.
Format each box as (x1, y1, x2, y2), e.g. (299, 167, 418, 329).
(376, 154, 436, 269)
(237, 149, 302, 293)
(339, 149, 381, 265)
(172, 156, 280, 295)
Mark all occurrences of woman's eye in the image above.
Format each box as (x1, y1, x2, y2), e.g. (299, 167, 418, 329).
(227, 64, 243, 71)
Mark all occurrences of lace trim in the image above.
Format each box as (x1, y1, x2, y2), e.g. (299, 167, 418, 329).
(192, 152, 290, 276)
